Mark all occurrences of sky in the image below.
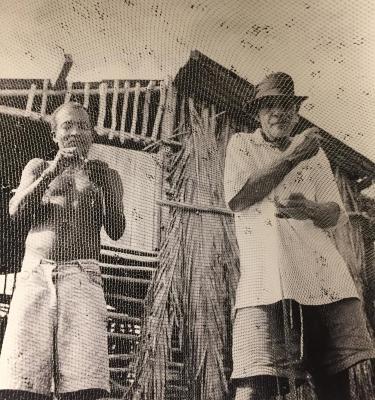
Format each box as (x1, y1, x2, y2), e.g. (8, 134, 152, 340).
(0, 0, 374, 167)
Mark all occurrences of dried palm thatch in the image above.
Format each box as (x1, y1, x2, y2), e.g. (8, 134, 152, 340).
(128, 98, 240, 400)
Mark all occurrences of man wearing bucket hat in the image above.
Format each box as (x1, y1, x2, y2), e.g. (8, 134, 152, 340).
(224, 72, 375, 399)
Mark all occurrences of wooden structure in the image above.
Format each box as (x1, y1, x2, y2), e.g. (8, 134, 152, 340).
(0, 50, 375, 399)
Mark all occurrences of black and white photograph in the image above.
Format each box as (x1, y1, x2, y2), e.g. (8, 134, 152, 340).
(0, 1, 374, 399)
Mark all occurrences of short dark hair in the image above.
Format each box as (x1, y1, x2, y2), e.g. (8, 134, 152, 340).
(50, 102, 92, 131)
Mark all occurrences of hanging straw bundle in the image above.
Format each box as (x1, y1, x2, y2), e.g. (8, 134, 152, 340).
(128, 98, 240, 400)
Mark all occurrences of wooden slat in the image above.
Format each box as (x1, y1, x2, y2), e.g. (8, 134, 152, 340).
(102, 274, 151, 285)
(64, 81, 73, 103)
(105, 293, 145, 305)
(97, 82, 107, 133)
(109, 353, 136, 361)
(108, 332, 139, 341)
(120, 81, 130, 143)
(83, 82, 90, 108)
(40, 79, 49, 117)
(25, 84, 37, 115)
(109, 79, 120, 139)
(108, 354, 184, 371)
(100, 248, 159, 263)
(141, 80, 155, 137)
(100, 262, 156, 274)
(107, 312, 141, 324)
(0, 85, 158, 98)
(110, 367, 134, 374)
(0, 104, 41, 120)
(130, 82, 141, 137)
(157, 199, 233, 216)
(152, 80, 166, 140)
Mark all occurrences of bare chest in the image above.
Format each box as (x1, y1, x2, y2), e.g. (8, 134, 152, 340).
(42, 168, 101, 209)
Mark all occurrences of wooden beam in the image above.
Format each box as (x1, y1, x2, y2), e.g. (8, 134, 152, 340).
(54, 54, 73, 89)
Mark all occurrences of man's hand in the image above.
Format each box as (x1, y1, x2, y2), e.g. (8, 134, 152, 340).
(285, 128, 321, 166)
(275, 193, 316, 220)
(44, 147, 80, 177)
(86, 160, 110, 188)
(275, 192, 340, 228)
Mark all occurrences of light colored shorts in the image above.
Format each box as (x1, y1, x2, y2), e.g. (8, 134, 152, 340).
(0, 255, 110, 395)
(232, 299, 375, 396)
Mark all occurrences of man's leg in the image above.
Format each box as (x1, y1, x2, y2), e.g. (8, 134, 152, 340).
(232, 303, 306, 399)
(303, 299, 375, 400)
(0, 260, 55, 395)
(55, 263, 110, 395)
(313, 369, 351, 400)
(234, 376, 290, 400)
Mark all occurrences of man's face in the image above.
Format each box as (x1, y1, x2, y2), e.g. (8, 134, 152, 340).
(54, 106, 93, 158)
(257, 99, 299, 140)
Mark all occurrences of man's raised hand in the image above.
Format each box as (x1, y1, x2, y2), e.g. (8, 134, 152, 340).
(44, 147, 80, 177)
(285, 127, 321, 166)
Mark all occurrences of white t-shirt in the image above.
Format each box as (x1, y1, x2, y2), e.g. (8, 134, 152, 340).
(224, 129, 359, 309)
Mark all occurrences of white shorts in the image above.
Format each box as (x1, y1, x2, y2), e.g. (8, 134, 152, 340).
(0, 255, 110, 395)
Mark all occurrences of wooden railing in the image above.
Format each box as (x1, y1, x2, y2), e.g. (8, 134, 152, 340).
(0, 78, 169, 145)
(99, 245, 186, 399)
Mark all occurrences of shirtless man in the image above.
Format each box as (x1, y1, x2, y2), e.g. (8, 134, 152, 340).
(0, 102, 126, 400)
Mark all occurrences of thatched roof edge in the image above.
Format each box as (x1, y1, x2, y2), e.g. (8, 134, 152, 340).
(173, 50, 375, 181)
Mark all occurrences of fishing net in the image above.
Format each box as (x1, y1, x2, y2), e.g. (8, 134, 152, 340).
(1, 2, 374, 400)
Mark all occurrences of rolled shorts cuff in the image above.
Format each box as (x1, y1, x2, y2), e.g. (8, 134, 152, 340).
(318, 350, 375, 377)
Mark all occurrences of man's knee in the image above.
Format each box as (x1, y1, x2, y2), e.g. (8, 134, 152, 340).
(234, 376, 293, 400)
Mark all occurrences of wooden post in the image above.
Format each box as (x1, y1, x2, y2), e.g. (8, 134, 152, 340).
(83, 82, 90, 108)
(210, 104, 216, 138)
(202, 104, 209, 135)
(157, 79, 178, 246)
(54, 54, 73, 89)
(141, 80, 155, 137)
(25, 84, 37, 116)
(120, 81, 130, 143)
(152, 153, 164, 251)
(64, 81, 73, 103)
(109, 80, 120, 139)
(130, 82, 141, 138)
(151, 81, 166, 140)
(97, 82, 108, 135)
(40, 79, 49, 117)
(160, 79, 177, 140)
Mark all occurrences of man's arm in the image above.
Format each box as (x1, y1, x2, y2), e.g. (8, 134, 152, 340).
(228, 129, 321, 212)
(88, 160, 126, 240)
(276, 193, 340, 228)
(9, 158, 52, 218)
(228, 157, 296, 212)
(9, 147, 81, 218)
(102, 168, 126, 240)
